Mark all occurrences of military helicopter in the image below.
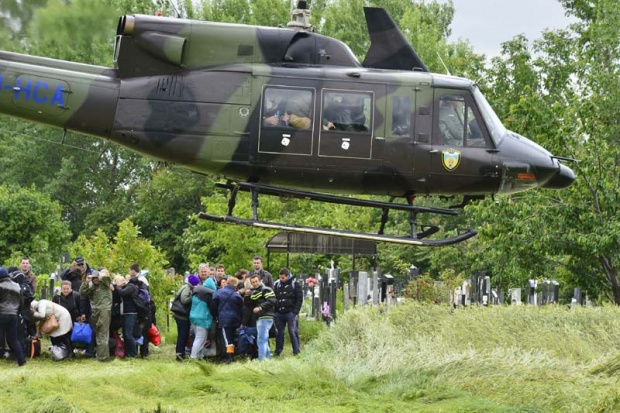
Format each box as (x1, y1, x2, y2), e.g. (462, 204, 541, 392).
(0, 2, 574, 246)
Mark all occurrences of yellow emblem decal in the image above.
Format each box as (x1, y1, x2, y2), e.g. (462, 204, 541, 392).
(442, 149, 461, 171)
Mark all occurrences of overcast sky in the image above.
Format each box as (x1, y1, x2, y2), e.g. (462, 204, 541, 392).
(440, 0, 574, 57)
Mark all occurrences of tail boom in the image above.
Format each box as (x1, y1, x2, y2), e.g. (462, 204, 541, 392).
(0, 51, 120, 138)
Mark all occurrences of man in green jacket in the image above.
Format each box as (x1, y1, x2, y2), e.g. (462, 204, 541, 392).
(79, 269, 112, 361)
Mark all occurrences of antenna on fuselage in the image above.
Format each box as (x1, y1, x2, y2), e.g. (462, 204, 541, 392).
(168, 0, 182, 18)
(437, 52, 451, 75)
(288, 0, 314, 32)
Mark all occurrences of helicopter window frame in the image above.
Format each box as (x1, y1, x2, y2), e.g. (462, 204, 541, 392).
(318, 88, 374, 160)
(321, 90, 373, 133)
(260, 86, 315, 130)
(435, 91, 492, 149)
(258, 85, 316, 156)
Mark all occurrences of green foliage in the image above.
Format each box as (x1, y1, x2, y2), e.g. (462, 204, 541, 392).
(70, 219, 166, 275)
(404, 269, 464, 303)
(27, 0, 117, 65)
(0, 185, 70, 274)
(466, 0, 620, 303)
(133, 167, 214, 272)
(70, 219, 171, 311)
(183, 190, 276, 273)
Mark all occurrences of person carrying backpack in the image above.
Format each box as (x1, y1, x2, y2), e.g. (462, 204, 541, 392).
(114, 276, 140, 358)
(0, 267, 26, 366)
(7, 269, 36, 358)
(273, 268, 303, 357)
(129, 263, 153, 358)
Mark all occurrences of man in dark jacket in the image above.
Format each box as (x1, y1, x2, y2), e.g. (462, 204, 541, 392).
(273, 268, 303, 356)
(246, 274, 276, 361)
(249, 256, 274, 289)
(0, 267, 26, 366)
(19, 257, 37, 292)
(114, 276, 140, 358)
(60, 261, 83, 292)
(213, 277, 243, 363)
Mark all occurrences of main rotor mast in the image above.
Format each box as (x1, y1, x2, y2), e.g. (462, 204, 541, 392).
(287, 0, 314, 31)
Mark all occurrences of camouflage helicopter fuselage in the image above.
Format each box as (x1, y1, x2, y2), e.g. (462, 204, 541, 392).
(0, 10, 574, 200)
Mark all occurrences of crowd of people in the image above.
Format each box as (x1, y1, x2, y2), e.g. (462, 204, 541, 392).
(0, 255, 304, 366)
(0, 257, 155, 365)
(173, 255, 304, 363)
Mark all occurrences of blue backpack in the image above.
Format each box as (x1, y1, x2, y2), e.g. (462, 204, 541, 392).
(237, 327, 257, 356)
(133, 288, 151, 319)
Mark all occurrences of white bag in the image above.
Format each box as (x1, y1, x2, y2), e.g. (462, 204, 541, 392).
(50, 344, 70, 361)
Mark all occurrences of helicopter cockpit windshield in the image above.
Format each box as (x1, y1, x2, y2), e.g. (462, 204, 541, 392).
(472, 86, 506, 146)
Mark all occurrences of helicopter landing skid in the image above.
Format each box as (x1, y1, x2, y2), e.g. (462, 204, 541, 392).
(198, 181, 477, 247)
(199, 213, 476, 246)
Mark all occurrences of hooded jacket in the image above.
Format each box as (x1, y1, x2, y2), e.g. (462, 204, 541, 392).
(190, 278, 216, 329)
(213, 285, 244, 328)
(0, 276, 23, 315)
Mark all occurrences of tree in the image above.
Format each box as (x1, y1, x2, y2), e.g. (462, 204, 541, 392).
(459, 0, 620, 303)
(0, 185, 70, 274)
(70, 218, 172, 311)
(0, 0, 160, 239)
(133, 167, 214, 272)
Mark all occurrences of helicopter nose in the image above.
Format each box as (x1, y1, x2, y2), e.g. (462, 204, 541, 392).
(541, 163, 575, 189)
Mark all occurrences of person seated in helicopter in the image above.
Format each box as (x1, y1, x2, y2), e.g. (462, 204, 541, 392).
(391, 99, 410, 136)
(263, 110, 290, 127)
(323, 94, 367, 132)
(284, 92, 312, 129)
(439, 98, 464, 146)
(263, 89, 312, 129)
(263, 92, 289, 127)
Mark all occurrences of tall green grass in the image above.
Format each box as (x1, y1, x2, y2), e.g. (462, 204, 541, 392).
(3, 303, 620, 412)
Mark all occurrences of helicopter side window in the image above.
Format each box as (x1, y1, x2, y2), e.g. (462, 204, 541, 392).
(322, 91, 371, 132)
(465, 112, 485, 147)
(391, 96, 411, 137)
(262, 87, 313, 129)
(439, 95, 466, 146)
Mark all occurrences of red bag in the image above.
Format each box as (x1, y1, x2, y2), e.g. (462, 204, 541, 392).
(112, 332, 125, 358)
(148, 324, 161, 346)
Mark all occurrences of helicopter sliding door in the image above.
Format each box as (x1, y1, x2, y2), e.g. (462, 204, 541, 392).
(379, 83, 434, 195)
(429, 88, 496, 194)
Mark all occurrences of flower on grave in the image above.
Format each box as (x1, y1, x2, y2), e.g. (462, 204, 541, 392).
(321, 302, 330, 317)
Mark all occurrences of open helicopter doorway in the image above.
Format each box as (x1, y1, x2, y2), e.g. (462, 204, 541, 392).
(264, 232, 377, 270)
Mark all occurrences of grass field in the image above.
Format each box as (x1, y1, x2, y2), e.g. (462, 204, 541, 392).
(3, 303, 620, 412)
